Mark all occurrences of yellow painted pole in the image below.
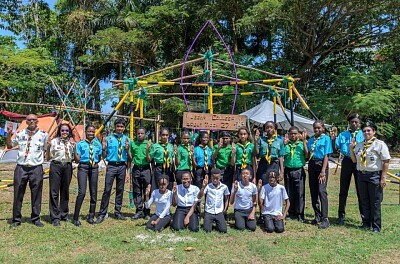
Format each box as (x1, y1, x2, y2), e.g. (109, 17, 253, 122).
(130, 90, 134, 140)
(96, 91, 130, 137)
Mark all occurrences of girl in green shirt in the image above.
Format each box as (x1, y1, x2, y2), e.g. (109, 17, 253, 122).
(233, 127, 255, 182)
(212, 131, 235, 190)
(175, 130, 194, 184)
(148, 128, 174, 189)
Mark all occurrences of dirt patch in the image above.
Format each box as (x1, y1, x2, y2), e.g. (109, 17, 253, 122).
(135, 233, 196, 245)
(368, 249, 400, 264)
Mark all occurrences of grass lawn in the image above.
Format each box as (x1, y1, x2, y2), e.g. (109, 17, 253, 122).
(1, 163, 399, 263)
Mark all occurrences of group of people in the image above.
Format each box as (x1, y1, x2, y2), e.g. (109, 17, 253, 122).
(6, 113, 390, 233)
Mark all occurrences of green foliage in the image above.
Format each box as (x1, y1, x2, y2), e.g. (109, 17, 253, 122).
(0, 0, 399, 149)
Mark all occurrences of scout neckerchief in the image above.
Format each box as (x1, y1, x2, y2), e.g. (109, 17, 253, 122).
(162, 143, 170, 170)
(184, 144, 193, 173)
(24, 129, 38, 161)
(201, 145, 209, 171)
(349, 128, 359, 151)
(288, 140, 300, 158)
(237, 141, 250, 169)
(87, 139, 95, 166)
(265, 136, 276, 164)
(360, 137, 375, 167)
(115, 134, 123, 160)
(308, 135, 321, 161)
(349, 128, 360, 139)
(61, 138, 70, 160)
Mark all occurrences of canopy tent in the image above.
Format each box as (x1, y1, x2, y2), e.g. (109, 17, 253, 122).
(240, 100, 329, 136)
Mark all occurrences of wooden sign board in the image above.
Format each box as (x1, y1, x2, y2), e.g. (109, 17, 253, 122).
(183, 112, 247, 130)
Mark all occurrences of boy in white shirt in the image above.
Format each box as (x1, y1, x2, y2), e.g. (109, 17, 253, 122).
(198, 168, 230, 233)
(258, 170, 290, 233)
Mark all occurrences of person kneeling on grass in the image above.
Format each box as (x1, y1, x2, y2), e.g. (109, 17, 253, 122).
(230, 166, 257, 231)
(258, 170, 290, 233)
(197, 168, 230, 233)
(144, 176, 173, 232)
(171, 172, 200, 232)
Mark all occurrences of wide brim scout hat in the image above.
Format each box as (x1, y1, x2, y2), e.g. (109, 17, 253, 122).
(361, 120, 378, 131)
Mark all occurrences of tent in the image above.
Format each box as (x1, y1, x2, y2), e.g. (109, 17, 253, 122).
(14, 116, 84, 142)
(240, 100, 329, 136)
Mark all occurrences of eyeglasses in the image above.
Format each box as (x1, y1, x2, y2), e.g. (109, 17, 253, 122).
(27, 119, 37, 122)
(61, 129, 70, 132)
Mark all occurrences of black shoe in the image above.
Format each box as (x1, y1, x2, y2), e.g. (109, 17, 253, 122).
(10, 222, 21, 228)
(298, 216, 305, 223)
(319, 218, 330, 229)
(115, 214, 127, 221)
(96, 215, 105, 224)
(33, 221, 44, 227)
(87, 218, 95, 225)
(257, 216, 264, 225)
(311, 218, 320, 225)
(53, 220, 60, 227)
(131, 212, 144, 220)
(358, 223, 370, 230)
(336, 217, 345, 225)
(73, 220, 81, 227)
(61, 217, 70, 222)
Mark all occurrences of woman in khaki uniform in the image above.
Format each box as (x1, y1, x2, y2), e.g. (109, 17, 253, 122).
(350, 121, 390, 232)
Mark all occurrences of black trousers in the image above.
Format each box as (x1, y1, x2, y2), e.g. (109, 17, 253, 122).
(358, 171, 383, 231)
(153, 165, 173, 190)
(203, 212, 227, 233)
(145, 214, 172, 232)
(12, 164, 43, 223)
(263, 214, 284, 233)
(171, 206, 199, 232)
(73, 164, 99, 220)
(219, 166, 234, 191)
(132, 166, 151, 214)
(257, 159, 280, 185)
(338, 156, 362, 218)
(308, 159, 329, 220)
(98, 163, 127, 217)
(49, 161, 72, 221)
(195, 167, 210, 189)
(234, 208, 256, 231)
(175, 170, 191, 185)
(284, 167, 306, 219)
(235, 165, 254, 182)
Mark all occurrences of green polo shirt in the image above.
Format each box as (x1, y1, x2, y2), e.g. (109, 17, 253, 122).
(130, 140, 150, 166)
(284, 140, 306, 168)
(150, 143, 174, 164)
(235, 142, 254, 166)
(176, 144, 191, 170)
(213, 145, 232, 168)
(257, 136, 285, 159)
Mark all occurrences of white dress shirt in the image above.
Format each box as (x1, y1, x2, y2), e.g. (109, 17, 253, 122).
(260, 184, 288, 216)
(231, 182, 257, 210)
(12, 129, 48, 166)
(176, 184, 200, 207)
(50, 138, 74, 163)
(204, 182, 230, 214)
(145, 189, 172, 218)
